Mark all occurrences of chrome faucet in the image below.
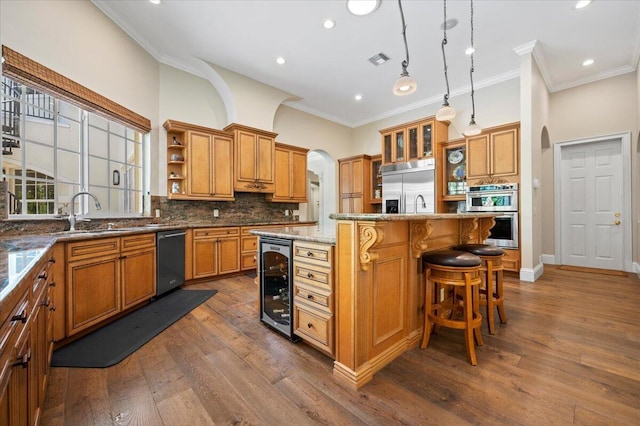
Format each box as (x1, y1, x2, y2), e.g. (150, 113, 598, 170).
(68, 191, 101, 231)
(415, 194, 426, 212)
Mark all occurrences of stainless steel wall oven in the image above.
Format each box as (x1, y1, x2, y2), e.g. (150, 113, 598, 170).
(466, 184, 519, 248)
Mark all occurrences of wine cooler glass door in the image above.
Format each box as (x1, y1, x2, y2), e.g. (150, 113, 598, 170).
(262, 251, 290, 327)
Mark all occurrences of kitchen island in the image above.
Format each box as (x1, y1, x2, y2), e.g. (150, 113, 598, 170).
(330, 212, 496, 389)
(255, 213, 496, 389)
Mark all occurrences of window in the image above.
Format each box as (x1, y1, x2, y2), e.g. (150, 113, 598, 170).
(2, 76, 148, 217)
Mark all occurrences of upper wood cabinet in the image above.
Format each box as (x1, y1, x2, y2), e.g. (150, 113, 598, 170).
(380, 118, 449, 165)
(163, 120, 234, 201)
(466, 123, 519, 183)
(266, 142, 309, 203)
(224, 123, 277, 193)
(338, 155, 374, 213)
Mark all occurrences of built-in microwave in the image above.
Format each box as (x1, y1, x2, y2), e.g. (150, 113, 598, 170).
(466, 184, 518, 213)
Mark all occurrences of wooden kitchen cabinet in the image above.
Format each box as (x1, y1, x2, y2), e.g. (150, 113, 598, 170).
(65, 234, 156, 336)
(0, 250, 56, 426)
(266, 142, 308, 203)
(192, 227, 240, 279)
(466, 123, 519, 183)
(380, 117, 448, 165)
(292, 241, 335, 357)
(120, 234, 157, 309)
(164, 119, 234, 201)
(224, 123, 277, 193)
(338, 155, 374, 213)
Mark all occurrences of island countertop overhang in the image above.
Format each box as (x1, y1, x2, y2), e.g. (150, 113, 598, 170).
(329, 212, 497, 221)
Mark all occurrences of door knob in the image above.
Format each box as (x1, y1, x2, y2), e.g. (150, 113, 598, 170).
(614, 220, 621, 226)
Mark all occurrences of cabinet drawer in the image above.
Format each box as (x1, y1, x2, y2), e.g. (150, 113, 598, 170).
(293, 264, 331, 290)
(241, 253, 257, 270)
(0, 290, 29, 355)
(294, 283, 331, 312)
(293, 241, 332, 268)
(194, 227, 239, 239)
(67, 238, 120, 262)
(242, 235, 257, 252)
(121, 233, 156, 251)
(294, 304, 334, 356)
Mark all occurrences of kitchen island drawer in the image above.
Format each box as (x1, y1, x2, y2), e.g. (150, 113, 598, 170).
(294, 282, 332, 312)
(194, 227, 239, 239)
(293, 241, 332, 268)
(293, 304, 334, 357)
(293, 264, 331, 289)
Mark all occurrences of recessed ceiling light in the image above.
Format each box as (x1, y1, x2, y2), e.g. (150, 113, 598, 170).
(355, 94, 363, 101)
(323, 19, 335, 29)
(276, 57, 286, 65)
(347, 0, 380, 16)
(582, 58, 594, 66)
(149, 0, 161, 5)
(575, 1, 592, 9)
(465, 47, 475, 55)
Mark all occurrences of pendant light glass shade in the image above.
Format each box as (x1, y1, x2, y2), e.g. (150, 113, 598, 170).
(393, 72, 417, 95)
(393, 0, 416, 96)
(436, 0, 455, 122)
(436, 103, 456, 121)
(463, 118, 482, 136)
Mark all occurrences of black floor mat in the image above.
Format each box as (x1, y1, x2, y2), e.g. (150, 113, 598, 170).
(51, 288, 217, 368)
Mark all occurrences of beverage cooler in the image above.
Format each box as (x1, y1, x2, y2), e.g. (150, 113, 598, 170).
(258, 237, 298, 341)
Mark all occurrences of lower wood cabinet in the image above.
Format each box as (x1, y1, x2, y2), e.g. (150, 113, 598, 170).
(192, 227, 240, 279)
(1, 250, 56, 426)
(502, 248, 520, 272)
(292, 241, 335, 357)
(65, 234, 156, 336)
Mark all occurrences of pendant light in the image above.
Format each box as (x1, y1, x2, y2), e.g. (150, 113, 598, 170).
(392, 0, 417, 96)
(463, 0, 481, 136)
(436, 0, 456, 122)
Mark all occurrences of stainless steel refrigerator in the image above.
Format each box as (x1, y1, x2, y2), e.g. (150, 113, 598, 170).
(381, 158, 435, 214)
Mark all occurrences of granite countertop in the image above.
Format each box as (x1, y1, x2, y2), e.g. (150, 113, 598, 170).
(329, 212, 498, 221)
(0, 220, 315, 305)
(250, 225, 336, 245)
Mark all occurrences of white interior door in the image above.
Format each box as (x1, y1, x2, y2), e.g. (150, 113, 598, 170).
(558, 138, 624, 270)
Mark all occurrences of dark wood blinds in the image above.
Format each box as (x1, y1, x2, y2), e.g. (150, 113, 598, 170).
(2, 45, 151, 133)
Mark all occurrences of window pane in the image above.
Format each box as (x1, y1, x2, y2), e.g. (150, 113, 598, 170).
(57, 150, 81, 184)
(110, 134, 126, 163)
(110, 122, 125, 137)
(25, 144, 54, 177)
(88, 113, 108, 130)
(24, 114, 54, 146)
(58, 119, 82, 153)
(58, 100, 81, 121)
(88, 127, 108, 157)
(126, 140, 140, 166)
(89, 156, 109, 188)
(87, 186, 108, 215)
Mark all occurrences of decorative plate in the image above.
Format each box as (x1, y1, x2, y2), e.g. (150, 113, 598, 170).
(448, 149, 463, 164)
(453, 164, 465, 180)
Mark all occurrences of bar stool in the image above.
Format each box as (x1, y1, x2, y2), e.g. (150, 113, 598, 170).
(421, 249, 484, 366)
(454, 244, 507, 334)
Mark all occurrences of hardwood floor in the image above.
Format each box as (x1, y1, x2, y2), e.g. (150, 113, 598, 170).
(41, 266, 640, 425)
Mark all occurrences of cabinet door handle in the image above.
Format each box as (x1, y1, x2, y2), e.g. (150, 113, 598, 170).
(41, 298, 51, 307)
(11, 310, 27, 323)
(50, 305, 57, 312)
(306, 251, 313, 257)
(307, 322, 313, 328)
(38, 272, 47, 280)
(49, 257, 56, 264)
(49, 281, 57, 288)
(307, 294, 314, 299)
(307, 272, 313, 278)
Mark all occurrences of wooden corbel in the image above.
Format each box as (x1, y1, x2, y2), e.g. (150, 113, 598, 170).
(410, 220, 434, 258)
(459, 218, 479, 243)
(359, 223, 384, 271)
(479, 216, 496, 241)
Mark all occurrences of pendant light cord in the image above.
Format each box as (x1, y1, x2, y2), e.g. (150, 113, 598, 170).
(398, 0, 410, 74)
(441, 0, 451, 103)
(469, 0, 476, 121)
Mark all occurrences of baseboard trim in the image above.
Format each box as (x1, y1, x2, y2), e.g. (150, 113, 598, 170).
(520, 261, 544, 282)
(541, 254, 556, 265)
(634, 262, 640, 278)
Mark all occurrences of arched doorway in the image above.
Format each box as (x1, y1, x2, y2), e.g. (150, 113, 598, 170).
(301, 150, 336, 227)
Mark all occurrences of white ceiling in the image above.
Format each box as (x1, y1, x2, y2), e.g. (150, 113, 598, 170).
(93, 0, 640, 128)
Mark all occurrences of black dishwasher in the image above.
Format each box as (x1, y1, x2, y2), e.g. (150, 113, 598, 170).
(156, 229, 186, 296)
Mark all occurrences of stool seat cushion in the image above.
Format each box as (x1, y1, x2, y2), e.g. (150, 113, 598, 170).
(423, 250, 482, 267)
(453, 244, 505, 257)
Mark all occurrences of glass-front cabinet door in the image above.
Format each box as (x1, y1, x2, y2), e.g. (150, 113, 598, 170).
(407, 126, 419, 160)
(443, 142, 466, 197)
(394, 129, 405, 162)
(421, 121, 433, 158)
(383, 133, 393, 164)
